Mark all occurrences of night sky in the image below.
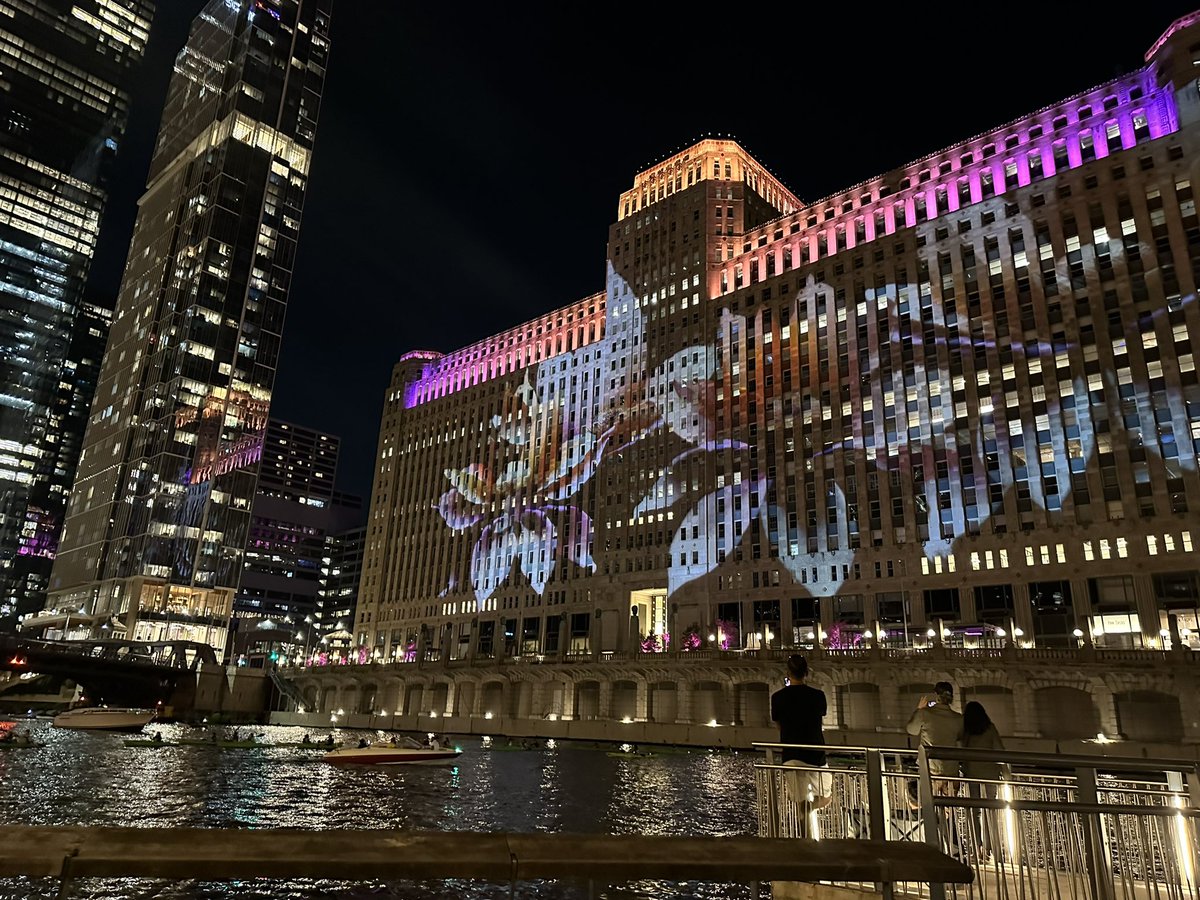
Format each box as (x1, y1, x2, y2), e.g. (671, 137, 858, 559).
(90, 1, 1200, 501)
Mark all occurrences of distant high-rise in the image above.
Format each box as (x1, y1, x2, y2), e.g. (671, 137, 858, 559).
(42, 0, 333, 653)
(231, 419, 362, 662)
(0, 1, 156, 627)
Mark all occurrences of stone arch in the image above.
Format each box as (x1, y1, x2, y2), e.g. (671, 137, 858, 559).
(575, 680, 601, 720)
(962, 685, 1016, 737)
(737, 681, 771, 727)
(429, 681, 451, 716)
(358, 683, 379, 714)
(692, 680, 731, 725)
(1034, 686, 1100, 740)
(379, 680, 403, 715)
(509, 680, 534, 718)
(403, 682, 425, 716)
(612, 679, 639, 721)
(649, 681, 676, 723)
(837, 682, 881, 731)
(454, 680, 477, 717)
(480, 680, 505, 719)
(301, 685, 318, 711)
(1114, 690, 1184, 743)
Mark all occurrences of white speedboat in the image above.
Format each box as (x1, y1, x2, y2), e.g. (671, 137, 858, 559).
(324, 743, 461, 766)
(52, 707, 156, 732)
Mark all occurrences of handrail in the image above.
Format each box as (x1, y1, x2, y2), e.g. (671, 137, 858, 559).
(933, 796, 1200, 817)
(924, 744, 1200, 773)
(0, 826, 974, 890)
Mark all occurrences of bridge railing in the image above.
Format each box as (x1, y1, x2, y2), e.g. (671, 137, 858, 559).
(754, 742, 1200, 900)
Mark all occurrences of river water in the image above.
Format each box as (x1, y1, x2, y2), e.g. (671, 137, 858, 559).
(0, 721, 760, 899)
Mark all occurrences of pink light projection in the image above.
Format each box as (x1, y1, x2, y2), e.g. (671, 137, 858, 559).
(713, 70, 1178, 301)
(402, 294, 605, 409)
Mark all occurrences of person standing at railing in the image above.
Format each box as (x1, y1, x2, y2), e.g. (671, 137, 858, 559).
(770, 654, 832, 812)
(960, 701, 1006, 862)
(906, 681, 963, 794)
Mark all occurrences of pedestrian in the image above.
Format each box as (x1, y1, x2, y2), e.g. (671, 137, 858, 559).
(906, 681, 963, 793)
(960, 700, 1006, 862)
(770, 654, 832, 815)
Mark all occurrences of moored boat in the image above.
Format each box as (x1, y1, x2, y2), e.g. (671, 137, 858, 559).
(52, 707, 156, 732)
(323, 743, 461, 766)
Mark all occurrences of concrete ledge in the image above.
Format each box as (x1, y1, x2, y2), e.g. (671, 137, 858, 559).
(0, 827, 973, 886)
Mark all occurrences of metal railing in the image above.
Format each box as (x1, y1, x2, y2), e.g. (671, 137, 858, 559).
(755, 742, 1200, 900)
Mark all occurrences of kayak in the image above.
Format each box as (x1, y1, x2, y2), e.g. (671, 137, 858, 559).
(124, 739, 175, 748)
(275, 741, 341, 749)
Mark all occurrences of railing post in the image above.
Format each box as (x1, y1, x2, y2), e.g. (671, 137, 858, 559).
(1076, 766, 1114, 900)
(917, 746, 946, 900)
(763, 746, 780, 838)
(866, 749, 886, 840)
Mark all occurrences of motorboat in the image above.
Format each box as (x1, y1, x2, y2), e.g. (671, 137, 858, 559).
(324, 741, 461, 766)
(52, 707, 156, 732)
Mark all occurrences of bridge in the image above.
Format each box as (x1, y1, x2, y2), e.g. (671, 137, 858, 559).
(0, 635, 218, 710)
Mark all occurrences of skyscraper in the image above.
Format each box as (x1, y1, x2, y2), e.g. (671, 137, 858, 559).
(0, 1, 156, 627)
(41, 0, 332, 653)
(230, 418, 362, 663)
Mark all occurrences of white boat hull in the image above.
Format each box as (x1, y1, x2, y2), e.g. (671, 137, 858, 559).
(324, 745, 461, 766)
(52, 708, 156, 732)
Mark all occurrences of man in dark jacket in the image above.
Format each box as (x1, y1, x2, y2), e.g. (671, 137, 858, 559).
(770, 655, 832, 810)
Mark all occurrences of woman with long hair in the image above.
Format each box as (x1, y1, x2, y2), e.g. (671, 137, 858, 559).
(960, 700, 1005, 862)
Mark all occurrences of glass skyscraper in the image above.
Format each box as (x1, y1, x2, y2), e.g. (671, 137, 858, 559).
(41, 0, 332, 653)
(0, 0, 156, 627)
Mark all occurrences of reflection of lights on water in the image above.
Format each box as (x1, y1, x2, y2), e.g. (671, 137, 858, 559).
(619, 743, 633, 753)
(481, 736, 492, 747)
(546, 739, 557, 750)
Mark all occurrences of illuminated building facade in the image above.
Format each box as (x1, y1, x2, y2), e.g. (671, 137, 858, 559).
(231, 419, 362, 662)
(356, 13, 1200, 665)
(0, 1, 155, 627)
(40, 0, 332, 653)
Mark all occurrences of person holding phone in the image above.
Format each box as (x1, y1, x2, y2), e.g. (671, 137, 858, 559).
(906, 681, 962, 785)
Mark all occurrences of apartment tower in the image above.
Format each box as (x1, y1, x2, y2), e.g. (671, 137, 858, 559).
(354, 12, 1200, 663)
(0, 1, 156, 627)
(42, 0, 332, 653)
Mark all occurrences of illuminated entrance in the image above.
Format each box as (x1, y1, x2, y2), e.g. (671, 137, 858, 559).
(629, 588, 667, 650)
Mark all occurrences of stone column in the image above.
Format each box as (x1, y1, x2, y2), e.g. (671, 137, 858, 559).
(1132, 574, 1163, 644)
(559, 678, 576, 721)
(1093, 683, 1121, 739)
(1069, 578, 1093, 639)
(635, 680, 649, 721)
(675, 681, 695, 724)
(877, 680, 902, 732)
(1011, 582, 1036, 643)
(1009, 678, 1039, 737)
(598, 681, 614, 720)
(467, 618, 480, 662)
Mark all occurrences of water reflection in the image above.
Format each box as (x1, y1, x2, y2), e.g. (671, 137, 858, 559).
(0, 723, 756, 899)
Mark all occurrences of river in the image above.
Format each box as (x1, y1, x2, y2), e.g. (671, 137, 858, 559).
(0, 720, 760, 899)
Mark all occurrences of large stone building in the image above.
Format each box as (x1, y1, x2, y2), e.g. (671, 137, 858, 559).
(355, 12, 1200, 671)
(0, 1, 156, 628)
(275, 10, 1200, 749)
(38, 0, 332, 653)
